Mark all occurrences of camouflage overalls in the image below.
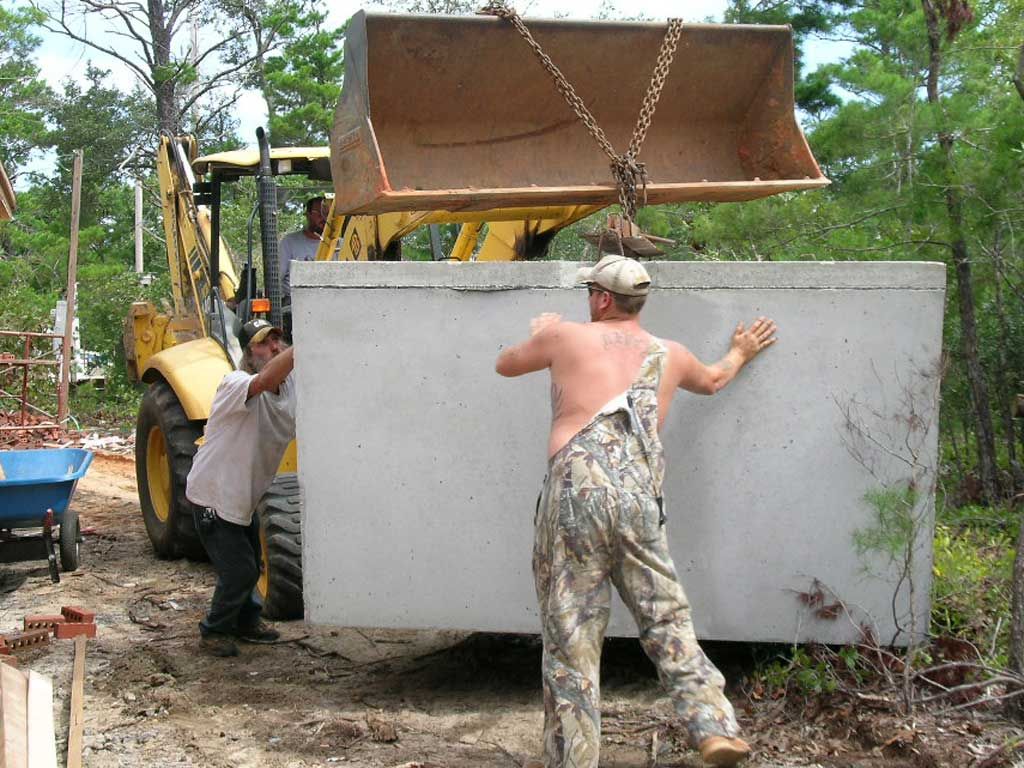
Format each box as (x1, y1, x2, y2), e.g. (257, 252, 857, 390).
(533, 339, 740, 768)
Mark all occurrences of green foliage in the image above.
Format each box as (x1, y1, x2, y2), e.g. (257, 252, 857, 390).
(931, 523, 1014, 665)
(0, 4, 53, 172)
(263, 6, 345, 145)
(757, 645, 871, 698)
(706, 0, 1024, 497)
(46, 69, 152, 230)
(853, 486, 920, 565)
(762, 647, 840, 695)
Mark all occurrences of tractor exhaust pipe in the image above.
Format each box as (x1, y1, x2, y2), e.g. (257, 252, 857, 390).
(256, 127, 283, 329)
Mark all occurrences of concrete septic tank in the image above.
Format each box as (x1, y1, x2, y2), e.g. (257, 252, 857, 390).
(291, 261, 945, 645)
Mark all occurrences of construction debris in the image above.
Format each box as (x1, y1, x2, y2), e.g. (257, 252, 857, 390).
(23, 615, 66, 634)
(0, 412, 63, 448)
(2, 628, 50, 651)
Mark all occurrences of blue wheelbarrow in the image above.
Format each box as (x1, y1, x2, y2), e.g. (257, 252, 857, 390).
(0, 449, 93, 583)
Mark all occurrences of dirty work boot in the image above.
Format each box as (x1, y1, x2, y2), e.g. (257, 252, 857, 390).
(699, 736, 751, 767)
(235, 621, 280, 644)
(200, 633, 240, 658)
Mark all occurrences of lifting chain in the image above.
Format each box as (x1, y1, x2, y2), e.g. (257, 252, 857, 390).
(480, 2, 683, 225)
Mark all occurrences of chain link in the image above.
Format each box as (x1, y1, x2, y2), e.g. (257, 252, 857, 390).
(480, 2, 683, 224)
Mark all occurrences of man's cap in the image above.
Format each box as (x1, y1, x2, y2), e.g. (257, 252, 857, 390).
(239, 318, 282, 348)
(576, 254, 651, 296)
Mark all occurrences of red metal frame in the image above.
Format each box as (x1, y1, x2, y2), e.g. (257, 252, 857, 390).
(0, 329, 65, 432)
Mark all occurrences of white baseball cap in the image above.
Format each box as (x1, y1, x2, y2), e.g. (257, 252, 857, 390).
(576, 254, 651, 296)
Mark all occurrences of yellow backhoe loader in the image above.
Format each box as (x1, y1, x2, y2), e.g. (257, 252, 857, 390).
(124, 130, 599, 618)
(125, 11, 826, 621)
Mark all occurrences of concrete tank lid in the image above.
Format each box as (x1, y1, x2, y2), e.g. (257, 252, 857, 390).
(291, 260, 947, 291)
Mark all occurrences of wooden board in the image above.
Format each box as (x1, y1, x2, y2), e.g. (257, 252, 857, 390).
(1, 663, 29, 768)
(65, 637, 85, 768)
(26, 672, 56, 768)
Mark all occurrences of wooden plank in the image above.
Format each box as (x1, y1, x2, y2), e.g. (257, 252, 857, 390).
(0, 660, 5, 768)
(64, 636, 85, 768)
(1, 664, 29, 768)
(57, 149, 83, 425)
(26, 672, 56, 768)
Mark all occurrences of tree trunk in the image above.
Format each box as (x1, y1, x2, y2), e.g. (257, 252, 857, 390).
(1014, 42, 1024, 103)
(921, 0, 1001, 503)
(148, 0, 180, 135)
(245, 11, 275, 129)
(1010, 516, 1024, 721)
(992, 233, 1024, 492)
(947, 411, 966, 479)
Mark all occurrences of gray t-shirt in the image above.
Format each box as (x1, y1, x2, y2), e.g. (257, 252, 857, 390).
(186, 370, 297, 525)
(279, 230, 320, 300)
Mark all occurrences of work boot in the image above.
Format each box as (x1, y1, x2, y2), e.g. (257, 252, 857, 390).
(200, 633, 240, 658)
(235, 621, 280, 644)
(699, 736, 751, 767)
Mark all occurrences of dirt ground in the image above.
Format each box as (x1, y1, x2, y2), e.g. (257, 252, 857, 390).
(1, 452, 1021, 768)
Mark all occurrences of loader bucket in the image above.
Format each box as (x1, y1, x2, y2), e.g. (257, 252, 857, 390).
(331, 12, 828, 215)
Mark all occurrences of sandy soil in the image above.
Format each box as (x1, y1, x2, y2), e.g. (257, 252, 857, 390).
(0, 453, 1019, 768)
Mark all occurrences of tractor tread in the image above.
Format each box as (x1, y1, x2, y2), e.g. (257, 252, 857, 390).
(256, 473, 303, 620)
(136, 380, 206, 561)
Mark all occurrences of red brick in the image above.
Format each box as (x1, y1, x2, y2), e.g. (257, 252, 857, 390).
(61, 606, 96, 624)
(55, 623, 96, 640)
(1, 656, 18, 668)
(24, 615, 66, 633)
(2, 629, 50, 649)
(0, 645, 9, 655)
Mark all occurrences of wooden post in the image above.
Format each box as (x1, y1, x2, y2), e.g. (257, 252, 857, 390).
(134, 180, 143, 274)
(65, 636, 86, 768)
(57, 150, 83, 426)
(20, 336, 30, 426)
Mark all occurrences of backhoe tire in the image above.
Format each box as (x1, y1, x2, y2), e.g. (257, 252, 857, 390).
(136, 380, 206, 560)
(255, 473, 303, 620)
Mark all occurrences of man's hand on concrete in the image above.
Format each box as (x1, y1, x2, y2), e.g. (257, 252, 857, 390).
(731, 317, 777, 362)
(530, 313, 562, 337)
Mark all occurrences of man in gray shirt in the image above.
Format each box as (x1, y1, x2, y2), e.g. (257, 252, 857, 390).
(279, 196, 326, 302)
(186, 318, 296, 657)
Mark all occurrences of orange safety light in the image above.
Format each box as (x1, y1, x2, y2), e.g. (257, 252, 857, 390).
(250, 298, 271, 314)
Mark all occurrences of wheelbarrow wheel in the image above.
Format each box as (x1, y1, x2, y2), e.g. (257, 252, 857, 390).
(136, 380, 206, 560)
(59, 507, 80, 572)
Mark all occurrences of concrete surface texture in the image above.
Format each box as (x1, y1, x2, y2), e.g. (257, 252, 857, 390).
(291, 260, 946, 644)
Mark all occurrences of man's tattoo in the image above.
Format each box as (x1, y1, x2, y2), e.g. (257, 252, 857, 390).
(601, 331, 645, 350)
(551, 381, 565, 419)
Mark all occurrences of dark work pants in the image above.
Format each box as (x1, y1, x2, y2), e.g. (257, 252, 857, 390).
(194, 508, 262, 637)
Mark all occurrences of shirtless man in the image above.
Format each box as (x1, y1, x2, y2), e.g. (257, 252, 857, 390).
(495, 254, 777, 768)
